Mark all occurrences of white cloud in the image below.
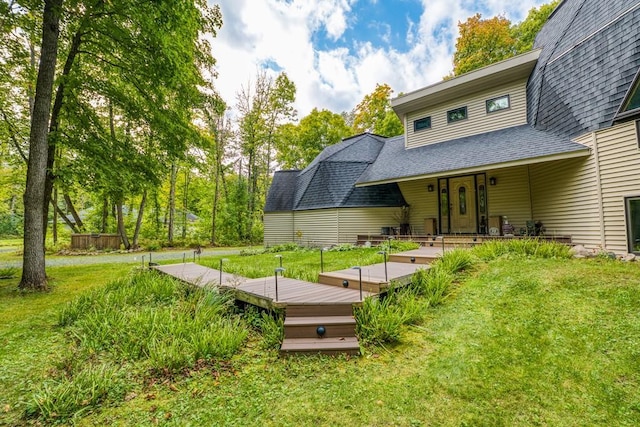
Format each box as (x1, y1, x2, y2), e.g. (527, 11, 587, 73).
(209, 0, 550, 118)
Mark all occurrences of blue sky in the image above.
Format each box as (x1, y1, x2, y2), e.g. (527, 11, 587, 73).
(210, 0, 550, 117)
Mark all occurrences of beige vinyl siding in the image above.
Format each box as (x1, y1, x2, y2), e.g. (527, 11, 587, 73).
(594, 121, 640, 253)
(406, 79, 528, 149)
(336, 207, 403, 242)
(529, 145, 602, 248)
(292, 209, 339, 246)
(485, 166, 532, 231)
(398, 179, 439, 233)
(263, 212, 294, 245)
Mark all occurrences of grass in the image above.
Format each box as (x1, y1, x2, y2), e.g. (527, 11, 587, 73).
(1, 241, 639, 425)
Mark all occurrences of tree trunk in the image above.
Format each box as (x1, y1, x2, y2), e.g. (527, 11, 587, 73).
(63, 193, 84, 231)
(116, 202, 130, 250)
(132, 190, 146, 249)
(20, 0, 63, 291)
(43, 25, 84, 242)
(101, 196, 109, 232)
(52, 188, 58, 244)
(168, 163, 177, 244)
(182, 169, 189, 240)
(53, 203, 78, 233)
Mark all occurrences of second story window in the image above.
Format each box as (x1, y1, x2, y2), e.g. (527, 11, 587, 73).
(486, 95, 510, 113)
(414, 116, 431, 132)
(447, 106, 467, 123)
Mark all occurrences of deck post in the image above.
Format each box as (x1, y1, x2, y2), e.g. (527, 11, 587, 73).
(351, 266, 362, 301)
(219, 258, 228, 285)
(377, 251, 388, 281)
(274, 267, 285, 301)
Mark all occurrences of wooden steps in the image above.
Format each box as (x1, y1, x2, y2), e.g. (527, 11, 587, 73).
(280, 303, 360, 356)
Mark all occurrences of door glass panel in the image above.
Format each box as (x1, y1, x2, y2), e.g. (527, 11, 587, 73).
(479, 184, 486, 214)
(628, 198, 640, 253)
(441, 188, 448, 216)
(459, 187, 466, 215)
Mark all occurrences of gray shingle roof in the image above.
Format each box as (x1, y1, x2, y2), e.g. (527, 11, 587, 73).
(527, 0, 640, 137)
(264, 170, 299, 212)
(357, 125, 589, 185)
(264, 133, 407, 212)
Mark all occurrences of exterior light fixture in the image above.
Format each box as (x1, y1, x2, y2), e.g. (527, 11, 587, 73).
(275, 254, 283, 268)
(427, 184, 434, 192)
(489, 177, 497, 186)
(342, 279, 349, 288)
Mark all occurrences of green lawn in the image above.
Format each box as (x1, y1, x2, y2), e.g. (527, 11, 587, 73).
(1, 245, 639, 426)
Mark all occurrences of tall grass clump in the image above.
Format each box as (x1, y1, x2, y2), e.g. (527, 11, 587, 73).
(355, 295, 406, 345)
(58, 272, 247, 373)
(411, 267, 455, 307)
(25, 363, 128, 423)
(438, 248, 475, 274)
(472, 238, 572, 261)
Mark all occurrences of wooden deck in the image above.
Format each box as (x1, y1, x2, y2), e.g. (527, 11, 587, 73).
(154, 257, 429, 309)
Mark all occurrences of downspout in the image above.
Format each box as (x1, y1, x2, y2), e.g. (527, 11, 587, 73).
(591, 132, 606, 248)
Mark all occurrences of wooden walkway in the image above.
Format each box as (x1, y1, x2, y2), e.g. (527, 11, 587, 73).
(154, 253, 433, 309)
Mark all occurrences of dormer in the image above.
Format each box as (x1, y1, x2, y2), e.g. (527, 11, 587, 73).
(392, 49, 541, 149)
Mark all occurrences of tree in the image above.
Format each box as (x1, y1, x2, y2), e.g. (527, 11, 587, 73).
(20, 0, 62, 290)
(352, 83, 403, 137)
(512, 1, 560, 53)
(10, 0, 222, 288)
(236, 71, 296, 242)
(453, 14, 515, 76)
(275, 108, 351, 169)
(451, 1, 560, 76)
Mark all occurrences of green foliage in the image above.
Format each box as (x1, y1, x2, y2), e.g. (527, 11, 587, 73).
(0, 266, 18, 279)
(275, 108, 352, 169)
(25, 363, 129, 423)
(411, 267, 454, 306)
(472, 239, 572, 261)
(453, 13, 516, 75)
(452, 1, 559, 76)
(58, 272, 246, 373)
(437, 248, 475, 274)
(512, 1, 561, 53)
(256, 311, 285, 350)
(355, 295, 405, 345)
(352, 83, 404, 137)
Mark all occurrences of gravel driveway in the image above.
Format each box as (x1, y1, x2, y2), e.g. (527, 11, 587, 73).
(1, 248, 243, 268)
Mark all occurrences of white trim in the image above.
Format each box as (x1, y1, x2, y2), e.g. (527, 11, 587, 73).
(592, 132, 606, 248)
(356, 148, 590, 187)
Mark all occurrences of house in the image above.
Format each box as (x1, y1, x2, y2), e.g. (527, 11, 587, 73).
(264, 0, 640, 255)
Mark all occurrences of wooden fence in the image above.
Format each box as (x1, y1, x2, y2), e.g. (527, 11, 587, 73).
(71, 234, 121, 250)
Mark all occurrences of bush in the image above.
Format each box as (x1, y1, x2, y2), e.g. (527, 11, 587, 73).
(257, 311, 284, 350)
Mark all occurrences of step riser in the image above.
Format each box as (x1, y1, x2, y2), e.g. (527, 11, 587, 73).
(388, 255, 433, 264)
(281, 348, 360, 356)
(317, 275, 381, 293)
(286, 304, 353, 317)
(284, 324, 356, 339)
